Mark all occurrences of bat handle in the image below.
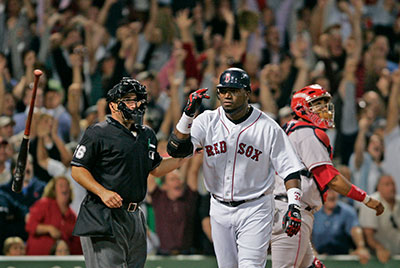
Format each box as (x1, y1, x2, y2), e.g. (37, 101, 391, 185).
(12, 169, 24, 193)
(11, 138, 29, 193)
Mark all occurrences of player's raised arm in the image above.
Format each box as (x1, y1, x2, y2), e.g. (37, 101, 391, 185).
(167, 88, 210, 158)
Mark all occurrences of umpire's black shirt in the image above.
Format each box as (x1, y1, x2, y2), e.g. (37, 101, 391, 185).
(71, 116, 162, 237)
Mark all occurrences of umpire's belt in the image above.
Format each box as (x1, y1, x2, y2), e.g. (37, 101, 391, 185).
(212, 193, 265, 207)
(274, 194, 312, 212)
(121, 202, 140, 212)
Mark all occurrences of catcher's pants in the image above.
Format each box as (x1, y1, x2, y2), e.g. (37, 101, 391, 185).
(271, 199, 314, 268)
(210, 193, 273, 268)
(80, 208, 147, 268)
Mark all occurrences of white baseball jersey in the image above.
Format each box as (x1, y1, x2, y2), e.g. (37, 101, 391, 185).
(274, 119, 335, 214)
(190, 106, 304, 201)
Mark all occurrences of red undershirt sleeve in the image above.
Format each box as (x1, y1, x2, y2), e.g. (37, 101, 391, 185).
(311, 164, 340, 190)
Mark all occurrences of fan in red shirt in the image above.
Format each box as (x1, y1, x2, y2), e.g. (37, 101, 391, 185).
(25, 176, 82, 255)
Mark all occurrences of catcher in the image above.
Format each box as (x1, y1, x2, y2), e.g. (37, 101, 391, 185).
(271, 84, 384, 268)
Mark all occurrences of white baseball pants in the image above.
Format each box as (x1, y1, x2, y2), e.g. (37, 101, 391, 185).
(210, 194, 273, 268)
(271, 200, 315, 268)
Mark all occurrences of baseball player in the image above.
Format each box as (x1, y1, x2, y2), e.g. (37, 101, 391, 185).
(270, 84, 385, 268)
(70, 78, 184, 268)
(167, 67, 305, 268)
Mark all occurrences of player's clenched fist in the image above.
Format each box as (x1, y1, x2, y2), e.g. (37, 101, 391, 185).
(282, 204, 301, 236)
(100, 189, 123, 208)
(184, 88, 210, 117)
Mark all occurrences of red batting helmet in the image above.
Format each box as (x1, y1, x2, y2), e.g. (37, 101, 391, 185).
(291, 84, 334, 129)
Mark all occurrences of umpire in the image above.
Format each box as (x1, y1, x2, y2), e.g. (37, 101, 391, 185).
(71, 77, 184, 268)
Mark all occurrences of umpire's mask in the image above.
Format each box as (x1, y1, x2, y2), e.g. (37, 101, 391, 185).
(107, 77, 148, 128)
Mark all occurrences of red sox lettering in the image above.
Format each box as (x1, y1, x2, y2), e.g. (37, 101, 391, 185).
(204, 141, 263, 161)
(204, 141, 227, 156)
(237, 143, 263, 161)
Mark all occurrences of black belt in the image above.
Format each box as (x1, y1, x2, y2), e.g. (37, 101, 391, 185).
(121, 202, 140, 212)
(274, 194, 312, 212)
(212, 193, 265, 207)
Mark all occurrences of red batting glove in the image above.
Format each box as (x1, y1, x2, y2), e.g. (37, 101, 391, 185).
(282, 204, 301, 236)
(184, 88, 210, 117)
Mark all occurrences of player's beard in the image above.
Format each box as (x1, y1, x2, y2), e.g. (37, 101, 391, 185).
(222, 101, 249, 119)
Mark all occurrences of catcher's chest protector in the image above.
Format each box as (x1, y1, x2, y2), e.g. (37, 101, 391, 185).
(283, 121, 333, 160)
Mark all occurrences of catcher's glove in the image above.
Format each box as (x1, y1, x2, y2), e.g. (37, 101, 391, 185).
(184, 88, 210, 117)
(282, 204, 301, 236)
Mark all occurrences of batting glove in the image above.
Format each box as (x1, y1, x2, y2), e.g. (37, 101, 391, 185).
(282, 204, 301, 237)
(311, 257, 326, 268)
(184, 88, 210, 117)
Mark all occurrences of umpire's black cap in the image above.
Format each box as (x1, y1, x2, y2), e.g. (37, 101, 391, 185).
(106, 77, 147, 103)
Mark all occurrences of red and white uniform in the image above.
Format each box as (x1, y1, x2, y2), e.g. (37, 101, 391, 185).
(271, 119, 339, 268)
(191, 107, 304, 268)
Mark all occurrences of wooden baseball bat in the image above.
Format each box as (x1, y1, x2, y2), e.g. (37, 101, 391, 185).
(12, 69, 43, 193)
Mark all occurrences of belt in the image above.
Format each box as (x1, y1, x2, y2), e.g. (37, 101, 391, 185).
(121, 202, 140, 212)
(212, 193, 265, 207)
(274, 194, 312, 212)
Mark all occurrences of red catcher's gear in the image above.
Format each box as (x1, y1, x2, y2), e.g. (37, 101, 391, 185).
(291, 84, 334, 129)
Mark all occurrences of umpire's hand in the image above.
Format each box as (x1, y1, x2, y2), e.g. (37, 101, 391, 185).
(282, 204, 301, 236)
(99, 189, 123, 208)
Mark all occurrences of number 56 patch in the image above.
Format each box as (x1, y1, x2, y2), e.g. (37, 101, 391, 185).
(74, 145, 87, 159)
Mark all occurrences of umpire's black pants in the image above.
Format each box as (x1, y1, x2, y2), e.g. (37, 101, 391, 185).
(80, 207, 147, 268)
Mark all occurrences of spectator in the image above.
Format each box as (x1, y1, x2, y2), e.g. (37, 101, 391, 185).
(349, 119, 386, 194)
(50, 239, 70, 256)
(186, 151, 214, 255)
(1, 154, 45, 209)
(313, 189, 370, 264)
(0, 92, 17, 118)
(148, 168, 198, 255)
(136, 71, 165, 133)
(29, 113, 72, 183)
(44, 79, 72, 143)
(13, 85, 45, 135)
(349, 91, 387, 195)
(0, 190, 28, 255)
(277, 106, 293, 127)
(3, 236, 25, 256)
(382, 69, 400, 195)
(0, 154, 46, 243)
(0, 137, 11, 186)
(0, 53, 14, 100)
(261, 25, 283, 66)
(0, 116, 16, 139)
(25, 176, 82, 255)
(359, 174, 400, 263)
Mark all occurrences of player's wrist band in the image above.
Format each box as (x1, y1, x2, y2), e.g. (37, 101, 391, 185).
(362, 194, 371, 204)
(346, 184, 367, 202)
(176, 113, 194, 134)
(287, 188, 302, 207)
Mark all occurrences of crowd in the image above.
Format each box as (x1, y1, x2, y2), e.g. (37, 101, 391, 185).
(0, 0, 399, 264)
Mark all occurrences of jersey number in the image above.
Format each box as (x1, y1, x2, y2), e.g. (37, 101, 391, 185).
(74, 145, 87, 159)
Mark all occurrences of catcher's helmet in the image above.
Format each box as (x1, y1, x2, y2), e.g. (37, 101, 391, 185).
(291, 84, 334, 129)
(217, 67, 251, 91)
(107, 77, 147, 127)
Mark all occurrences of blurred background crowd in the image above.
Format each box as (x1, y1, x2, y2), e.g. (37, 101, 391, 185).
(0, 0, 399, 264)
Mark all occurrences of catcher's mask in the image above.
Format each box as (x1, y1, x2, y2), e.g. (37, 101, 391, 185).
(107, 77, 147, 127)
(291, 84, 334, 129)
